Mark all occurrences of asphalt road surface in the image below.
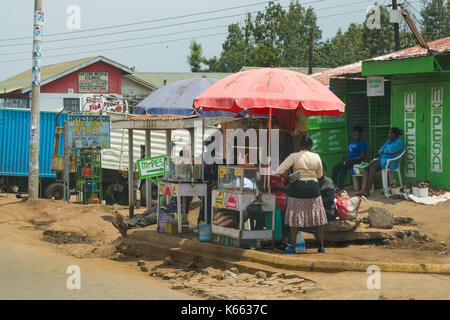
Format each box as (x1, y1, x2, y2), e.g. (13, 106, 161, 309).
(0, 240, 193, 300)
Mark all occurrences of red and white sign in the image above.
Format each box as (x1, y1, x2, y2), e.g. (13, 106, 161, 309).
(225, 193, 239, 210)
(85, 96, 125, 113)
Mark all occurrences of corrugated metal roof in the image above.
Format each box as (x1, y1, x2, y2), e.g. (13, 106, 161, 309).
(112, 114, 197, 122)
(133, 72, 232, 89)
(241, 66, 329, 74)
(310, 36, 450, 86)
(0, 56, 137, 94)
(366, 36, 450, 62)
(310, 61, 362, 86)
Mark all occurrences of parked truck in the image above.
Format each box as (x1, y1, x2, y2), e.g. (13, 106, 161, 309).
(0, 107, 176, 204)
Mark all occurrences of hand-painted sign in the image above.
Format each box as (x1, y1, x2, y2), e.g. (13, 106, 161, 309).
(137, 155, 167, 179)
(431, 87, 443, 173)
(404, 92, 416, 178)
(78, 72, 109, 93)
(213, 191, 224, 208)
(367, 76, 384, 97)
(225, 193, 239, 210)
(85, 96, 125, 113)
(67, 114, 110, 149)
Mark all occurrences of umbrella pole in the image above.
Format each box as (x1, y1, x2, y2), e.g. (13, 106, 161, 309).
(268, 108, 272, 193)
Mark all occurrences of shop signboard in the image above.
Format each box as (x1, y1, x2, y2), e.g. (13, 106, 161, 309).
(67, 114, 110, 149)
(310, 128, 347, 154)
(367, 76, 385, 97)
(224, 193, 239, 210)
(404, 92, 417, 178)
(213, 191, 224, 208)
(430, 87, 443, 173)
(137, 155, 166, 179)
(78, 72, 109, 93)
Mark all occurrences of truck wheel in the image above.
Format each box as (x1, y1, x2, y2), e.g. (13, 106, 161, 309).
(44, 183, 64, 200)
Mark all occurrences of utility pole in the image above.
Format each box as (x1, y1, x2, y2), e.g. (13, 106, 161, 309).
(308, 29, 314, 75)
(29, 0, 43, 199)
(393, 0, 400, 51)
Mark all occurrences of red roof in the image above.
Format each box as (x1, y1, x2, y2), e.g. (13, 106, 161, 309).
(367, 36, 450, 62)
(310, 36, 450, 86)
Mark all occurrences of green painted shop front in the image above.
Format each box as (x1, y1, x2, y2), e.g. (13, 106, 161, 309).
(363, 54, 450, 189)
(307, 78, 392, 186)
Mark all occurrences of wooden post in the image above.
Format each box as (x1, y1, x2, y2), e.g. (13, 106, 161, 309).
(29, 0, 43, 199)
(128, 129, 134, 218)
(145, 130, 152, 209)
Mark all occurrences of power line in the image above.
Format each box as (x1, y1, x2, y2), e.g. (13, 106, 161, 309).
(0, 24, 230, 56)
(0, 0, 369, 49)
(0, 0, 423, 63)
(0, 0, 282, 42)
(0, 0, 325, 48)
(0, 32, 229, 63)
(0, 1, 374, 57)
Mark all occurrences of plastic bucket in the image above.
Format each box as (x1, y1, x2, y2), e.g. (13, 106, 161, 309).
(417, 188, 428, 198)
(353, 165, 360, 175)
(198, 224, 211, 242)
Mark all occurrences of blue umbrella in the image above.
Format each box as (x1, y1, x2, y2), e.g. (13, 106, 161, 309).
(134, 77, 241, 117)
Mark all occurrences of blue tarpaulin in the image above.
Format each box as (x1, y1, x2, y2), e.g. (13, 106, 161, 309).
(134, 77, 241, 117)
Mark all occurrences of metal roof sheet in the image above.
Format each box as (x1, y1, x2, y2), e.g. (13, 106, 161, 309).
(0, 56, 137, 94)
(133, 72, 232, 89)
(366, 36, 450, 62)
(310, 36, 450, 85)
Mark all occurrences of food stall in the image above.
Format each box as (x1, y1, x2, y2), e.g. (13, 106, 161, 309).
(211, 165, 276, 247)
(156, 153, 209, 234)
(194, 66, 346, 248)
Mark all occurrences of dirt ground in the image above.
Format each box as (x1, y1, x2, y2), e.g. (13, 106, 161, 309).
(0, 192, 449, 299)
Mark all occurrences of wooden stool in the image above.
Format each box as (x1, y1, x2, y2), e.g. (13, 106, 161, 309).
(352, 174, 363, 192)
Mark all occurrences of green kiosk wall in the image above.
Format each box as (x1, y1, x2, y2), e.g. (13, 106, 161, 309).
(363, 54, 450, 189)
(307, 114, 347, 178)
(390, 74, 450, 188)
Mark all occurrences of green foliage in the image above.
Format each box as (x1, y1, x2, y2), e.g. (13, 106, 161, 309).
(420, 0, 450, 41)
(186, 0, 450, 72)
(187, 40, 206, 72)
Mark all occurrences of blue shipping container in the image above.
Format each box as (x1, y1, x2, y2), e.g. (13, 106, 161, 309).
(0, 108, 68, 178)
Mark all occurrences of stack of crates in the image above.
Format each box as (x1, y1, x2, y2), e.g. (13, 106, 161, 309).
(76, 148, 103, 204)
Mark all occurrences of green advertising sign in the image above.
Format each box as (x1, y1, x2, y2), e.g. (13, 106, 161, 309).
(137, 155, 167, 179)
(309, 128, 347, 154)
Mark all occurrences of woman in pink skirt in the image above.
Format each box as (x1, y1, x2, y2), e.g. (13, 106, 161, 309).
(276, 136, 327, 254)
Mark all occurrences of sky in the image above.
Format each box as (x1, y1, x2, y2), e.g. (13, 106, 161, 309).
(0, 0, 424, 80)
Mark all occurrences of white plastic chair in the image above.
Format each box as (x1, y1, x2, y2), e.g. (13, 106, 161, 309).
(382, 150, 406, 197)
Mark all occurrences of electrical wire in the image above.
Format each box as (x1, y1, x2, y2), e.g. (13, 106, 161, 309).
(0, 0, 282, 42)
(0, 24, 230, 56)
(0, 0, 423, 64)
(0, 0, 368, 49)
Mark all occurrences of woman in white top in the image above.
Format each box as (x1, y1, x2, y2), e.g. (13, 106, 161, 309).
(276, 136, 327, 254)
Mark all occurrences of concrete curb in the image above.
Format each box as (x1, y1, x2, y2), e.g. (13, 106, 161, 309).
(123, 230, 450, 275)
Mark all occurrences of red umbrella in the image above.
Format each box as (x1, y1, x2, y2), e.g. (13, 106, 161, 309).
(193, 67, 345, 191)
(193, 66, 345, 116)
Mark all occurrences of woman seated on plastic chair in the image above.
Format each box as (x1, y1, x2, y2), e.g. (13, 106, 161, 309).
(357, 127, 405, 197)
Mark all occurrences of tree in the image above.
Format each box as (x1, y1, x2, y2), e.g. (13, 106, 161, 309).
(362, 5, 395, 57)
(187, 40, 206, 72)
(280, 3, 321, 67)
(420, 0, 450, 41)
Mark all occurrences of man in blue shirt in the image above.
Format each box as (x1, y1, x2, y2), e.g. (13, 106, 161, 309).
(357, 127, 405, 197)
(332, 126, 367, 189)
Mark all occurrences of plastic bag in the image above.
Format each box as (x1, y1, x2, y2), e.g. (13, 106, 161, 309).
(336, 191, 365, 220)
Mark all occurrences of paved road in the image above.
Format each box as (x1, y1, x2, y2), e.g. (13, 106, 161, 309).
(0, 240, 193, 300)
